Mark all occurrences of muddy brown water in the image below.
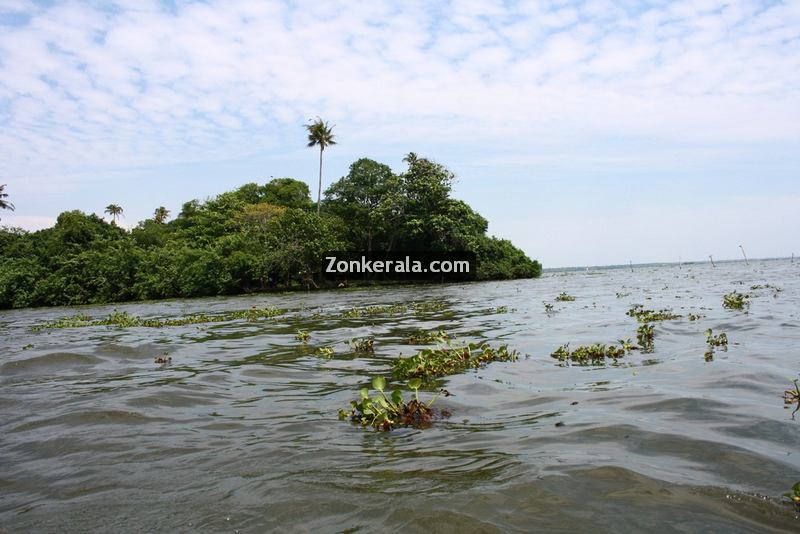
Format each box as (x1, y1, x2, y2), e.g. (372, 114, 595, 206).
(1, 259, 799, 532)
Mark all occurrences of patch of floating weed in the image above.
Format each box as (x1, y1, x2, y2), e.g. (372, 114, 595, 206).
(406, 330, 451, 344)
(555, 292, 576, 302)
(154, 353, 172, 365)
(543, 302, 556, 314)
(392, 342, 519, 380)
(315, 346, 335, 358)
(723, 291, 749, 311)
(22, 343, 34, 350)
(637, 323, 655, 352)
(615, 291, 630, 298)
(705, 329, 728, 347)
(784, 379, 799, 417)
(626, 305, 681, 322)
(688, 314, 703, 321)
(494, 305, 509, 314)
(783, 481, 800, 507)
(411, 301, 448, 313)
(551, 342, 628, 364)
(350, 337, 375, 353)
(751, 284, 781, 292)
(295, 330, 310, 343)
(339, 376, 449, 431)
(36, 307, 285, 330)
(340, 303, 408, 318)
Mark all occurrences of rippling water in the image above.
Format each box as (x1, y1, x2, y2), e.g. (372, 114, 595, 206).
(1, 259, 799, 532)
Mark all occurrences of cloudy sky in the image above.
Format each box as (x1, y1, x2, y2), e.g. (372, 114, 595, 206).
(1, 0, 798, 267)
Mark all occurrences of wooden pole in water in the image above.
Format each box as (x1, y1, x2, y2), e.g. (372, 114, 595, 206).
(678, 256, 682, 269)
(792, 252, 795, 263)
(629, 260, 633, 273)
(739, 244, 749, 265)
(709, 254, 716, 267)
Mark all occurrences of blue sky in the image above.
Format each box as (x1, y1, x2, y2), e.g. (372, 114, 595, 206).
(0, 0, 798, 267)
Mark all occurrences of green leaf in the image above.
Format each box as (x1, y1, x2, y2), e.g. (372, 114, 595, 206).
(359, 388, 369, 400)
(407, 378, 422, 390)
(793, 482, 800, 497)
(391, 389, 403, 405)
(372, 376, 386, 392)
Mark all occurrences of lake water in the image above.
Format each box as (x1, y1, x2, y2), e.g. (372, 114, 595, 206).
(1, 259, 799, 532)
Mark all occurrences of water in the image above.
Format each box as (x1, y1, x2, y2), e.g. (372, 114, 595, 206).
(1, 260, 799, 532)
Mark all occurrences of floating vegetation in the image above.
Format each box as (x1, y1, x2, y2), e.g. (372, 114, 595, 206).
(555, 292, 576, 302)
(543, 302, 556, 314)
(750, 284, 781, 292)
(784, 482, 800, 507)
(636, 323, 655, 352)
(339, 377, 447, 431)
(723, 291, 749, 311)
(705, 329, 728, 348)
(392, 342, 518, 380)
(154, 353, 171, 364)
(35, 307, 286, 330)
(551, 342, 627, 364)
(22, 343, 34, 350)
(350, 337, 375, 353)
(295, 330, 310, 343)
(494, 306, 509, 314)
(615, 291, 630, 298)
(784, 380, 799, 416)
(626, 305, 681, 322)
(340, 301, 448, 318)
(406, 330, 451, 344)
(315, 346, 335, 358)
(687, 314, 702, 321)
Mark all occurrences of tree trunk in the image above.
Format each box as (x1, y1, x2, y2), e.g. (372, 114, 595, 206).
(317, 147, 323, 215)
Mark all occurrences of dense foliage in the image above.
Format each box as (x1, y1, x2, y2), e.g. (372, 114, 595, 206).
(0, 154, 541, 309)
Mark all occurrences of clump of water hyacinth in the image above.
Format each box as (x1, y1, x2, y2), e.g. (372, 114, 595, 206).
(551, 342, 628, 364)
(784, 379, 800, 416)
(295, 330, 310, 343)
(315, 346, 335, 358)
(339, 377, 449, 431)
(723, 291, 749, 311)
(350, 337, 375, 353)
(35, 307, 286, 330)
(784, 482, 800, 507)
(543, 302, 556, 314)
(705, 329, 728, 348)
(392, 342, 518, 380)
(626, 305, 681, 322)
(555, 292, 576, 302)
(406, 330, 451, 344)
(636, 323, 655, 352)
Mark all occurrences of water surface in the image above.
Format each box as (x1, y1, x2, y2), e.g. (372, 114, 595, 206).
(2, 260, 799, 532)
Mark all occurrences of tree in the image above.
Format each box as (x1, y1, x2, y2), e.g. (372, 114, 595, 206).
(262, 178, 313, 209)
(304, 117, 336, 214)
(105, 204, 123, 225)
(0, 184, 14, 220)
(153, 206, 170, 224)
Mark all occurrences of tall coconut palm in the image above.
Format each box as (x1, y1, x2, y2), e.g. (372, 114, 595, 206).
(0, 184, 14, 220)
(153, 206, 170, 224)
(105, 204, 123, 224)
(304, 117, 336, 215)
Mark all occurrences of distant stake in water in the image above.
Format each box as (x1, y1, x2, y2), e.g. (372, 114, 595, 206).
(709, 254, 716, 268)
(629, 260, 633, 273)
(739, 244, 749, 265)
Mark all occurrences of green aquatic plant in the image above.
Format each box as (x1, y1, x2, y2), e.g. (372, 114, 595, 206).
(338, 376, 447, 431)
(723, 291, 749, 311)
(687, 314, 702, 321)
(406, 330, 451, 344)
(555, 292, 576, 302)
(705, 329, 728, 348)
(626, 305, 681, 322)
(615, 291, 630, 298)
(783, 481, 800, 506)
(494, 305, 509, 314)
(315, 346, 335, 358)
(295, 330, 310, 343)
(411, 301, 448, 313)
(154, 353, 171, 364)
(35, 307, 286, 330)
(350, 337, 375, 353)
(543, 302, 556, 314)
(392, 342, 518, 380)
(784, 380, 799, 416)
(636, 323, 655, 352)
(550, 342, 627, 364)
(340, 303, 408, 318)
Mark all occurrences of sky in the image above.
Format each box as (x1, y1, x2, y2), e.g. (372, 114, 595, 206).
(0, 0, 798, 268)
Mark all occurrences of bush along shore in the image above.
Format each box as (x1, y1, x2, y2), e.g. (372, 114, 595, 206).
(0, 154, 540, 309)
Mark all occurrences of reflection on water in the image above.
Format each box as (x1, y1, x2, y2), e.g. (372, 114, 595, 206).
(1, 259, 799, 531)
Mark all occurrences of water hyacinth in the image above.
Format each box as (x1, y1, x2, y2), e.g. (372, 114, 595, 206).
(392, 342, 519, 380)
(35, 307, 286, 330)
(626, 305, 681, 322)
(723, 291, 749, 311)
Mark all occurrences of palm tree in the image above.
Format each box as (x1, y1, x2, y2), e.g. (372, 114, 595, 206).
(304, 117, 336, 214)
(153, 206, 170, 224)
(0, 184, 14, 220)
(105, 204, 123, 224)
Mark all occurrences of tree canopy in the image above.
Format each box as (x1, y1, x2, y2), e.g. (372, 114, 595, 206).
(0, 157, 541, 309)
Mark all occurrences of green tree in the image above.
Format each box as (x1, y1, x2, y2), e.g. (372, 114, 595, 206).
(0, 184, 14, 221)
(153, 206, 170, 223)
(105, 204, 123, 225)
(305, 117, 337, 214)
(262, 178, 313, 209)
